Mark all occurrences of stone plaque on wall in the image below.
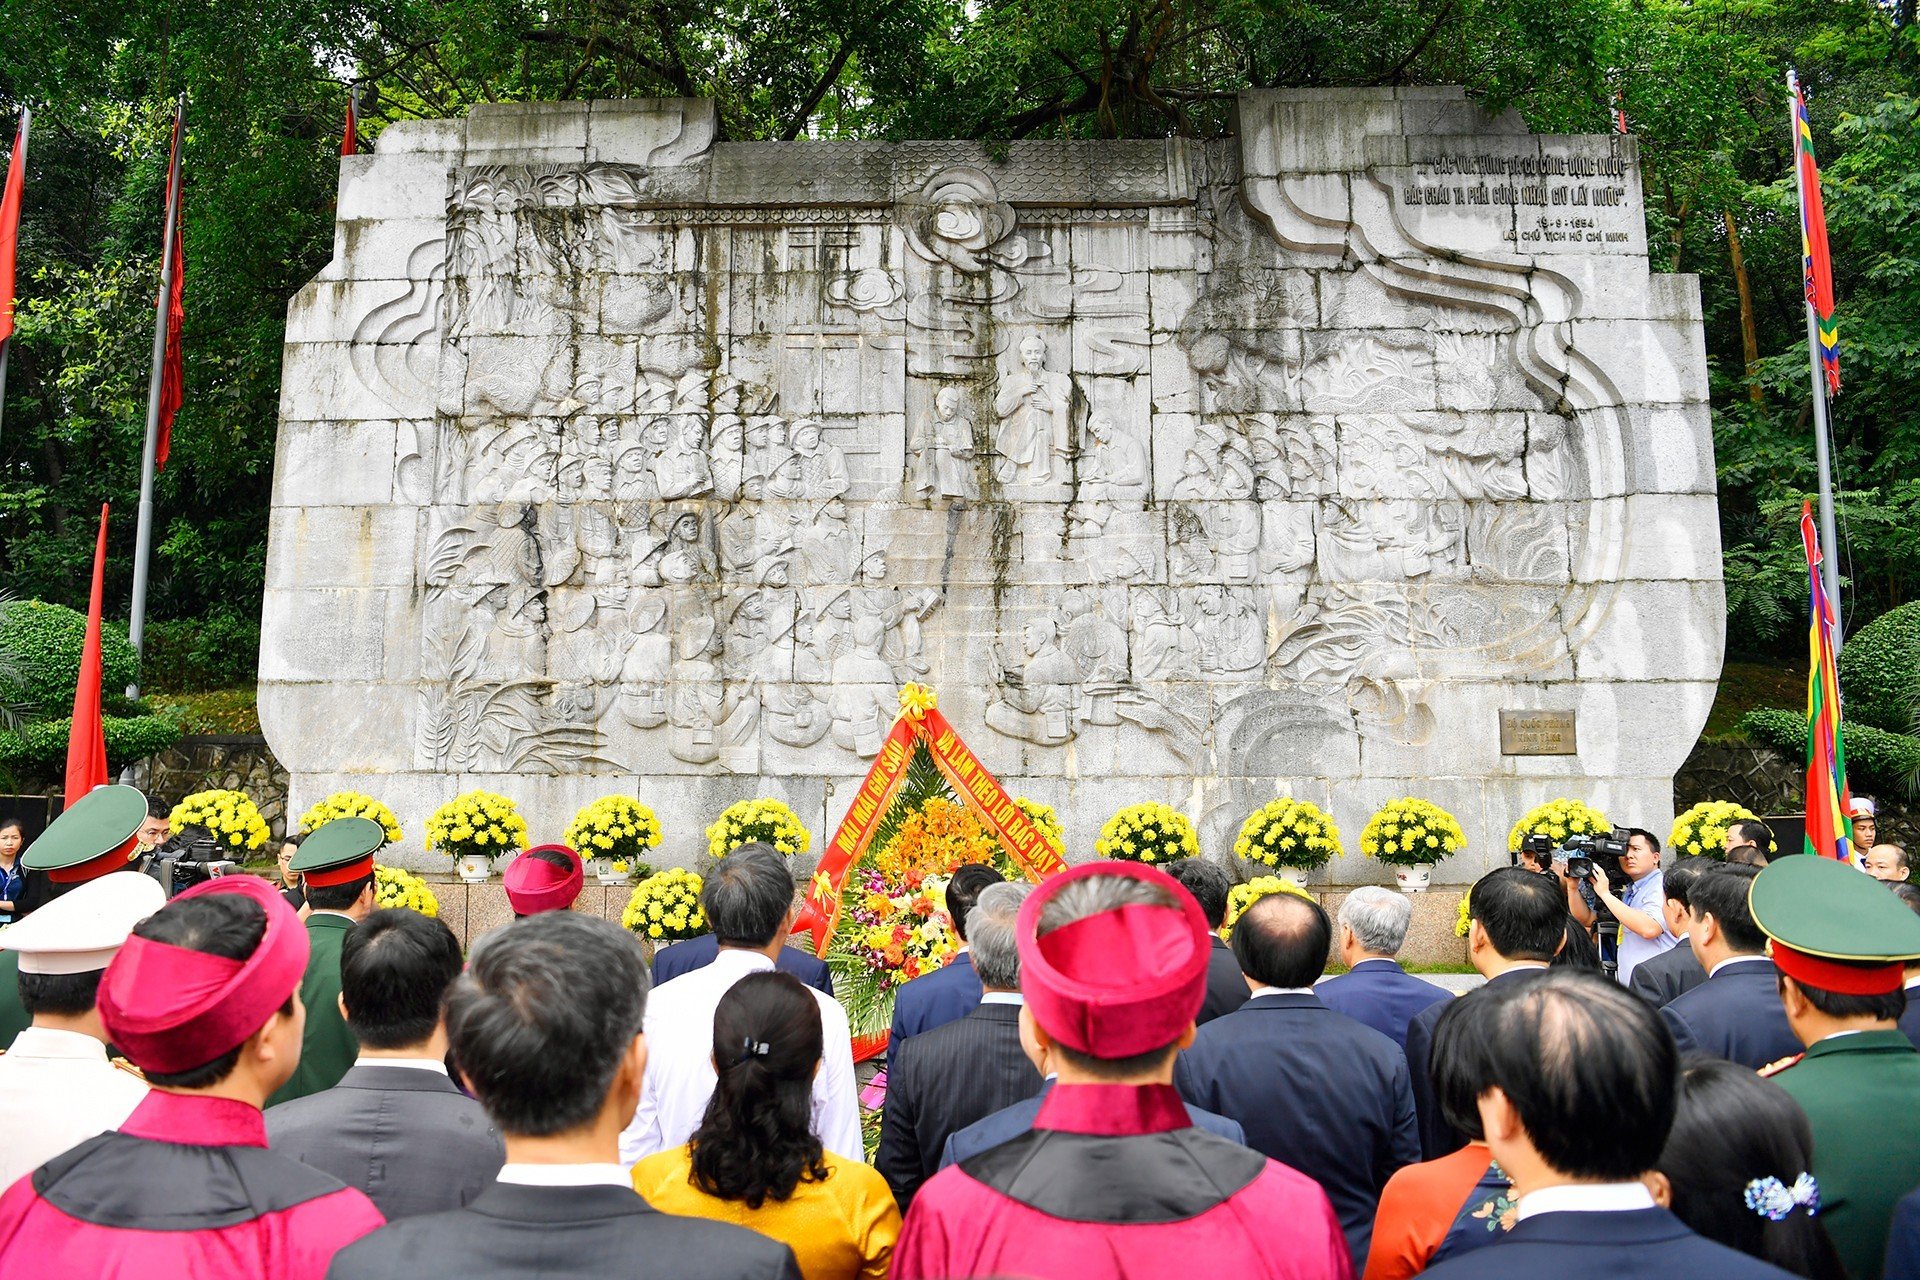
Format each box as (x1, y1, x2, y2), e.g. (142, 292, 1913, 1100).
(260, 89, 1722, 879)
(1500, 710, 1578, 756)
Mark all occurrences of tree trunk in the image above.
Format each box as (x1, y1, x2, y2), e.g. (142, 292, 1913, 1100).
(1724, 209, 1763, 407)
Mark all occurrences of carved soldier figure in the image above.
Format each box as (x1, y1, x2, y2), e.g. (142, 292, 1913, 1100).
(1195, 586, 1266, 675)
(1073, 413, 1150, 533)
(769, 419, 850, 501)
(993, 335, 1073, 486)
(828, 617, 899, 757)
(652, 416, 713, 500)
(986, 618, 1080, 747)
(911, 386, 977, 502)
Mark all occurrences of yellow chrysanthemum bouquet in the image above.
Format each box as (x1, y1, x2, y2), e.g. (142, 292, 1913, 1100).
(1361, 798, 1465, 867)
(565, 796, 663, 878)
(1235, 797, 1343, 875)
(622, 868, 707, 942)
(425, 790, 529, 862)
(1223, 875, 1316, 938)
(707, 797, 810, 859)
(169, 789, 271, 855)
(1014, 797, 1066, 861)
(374, 864, 440, 918)
(1096, 801, 1198, 865)
(1507, 798, 1609, 855)
(299, 791, 403, 846)
(1670, 800, 1773, 859)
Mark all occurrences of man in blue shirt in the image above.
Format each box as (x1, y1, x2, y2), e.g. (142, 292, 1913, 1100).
(1583, 829, 1678, 987)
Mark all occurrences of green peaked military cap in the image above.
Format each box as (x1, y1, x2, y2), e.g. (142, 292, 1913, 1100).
(24, 784, 149, 883)
(1750, 854, 1920, 996)
(290, 816, 385, 885)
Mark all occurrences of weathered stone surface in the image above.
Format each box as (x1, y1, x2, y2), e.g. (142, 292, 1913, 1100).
(262, 87, 1721, 880)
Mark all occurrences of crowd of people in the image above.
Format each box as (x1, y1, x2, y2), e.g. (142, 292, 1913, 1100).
(1, 783, 1919, 1280)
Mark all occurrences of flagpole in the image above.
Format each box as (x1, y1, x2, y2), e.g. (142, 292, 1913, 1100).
(0, 106, 30, 441)
(128, 93, 185, 698)
(1788, 69, 1843, 648)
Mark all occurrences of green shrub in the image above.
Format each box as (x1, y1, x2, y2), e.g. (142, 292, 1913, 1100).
(146, 688, 261, 735)
(0, 600, 139, 714)
(0, 713, 182, 776)
(1738, 707, 1920, 796)
(1837, 602, 1920, 733)
(142, 613, 261, 693)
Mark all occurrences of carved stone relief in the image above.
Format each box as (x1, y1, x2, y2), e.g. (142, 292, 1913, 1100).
(266, 90, 1721, 875)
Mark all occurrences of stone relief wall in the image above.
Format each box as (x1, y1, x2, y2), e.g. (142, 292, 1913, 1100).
(261, 89, 1722, 879)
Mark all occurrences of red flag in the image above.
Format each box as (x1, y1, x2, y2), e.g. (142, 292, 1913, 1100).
(0, 110, 28, 347)
(64, 504, 111, 801)
(155, 110, 184, 471)
(341, 92, 357, 157)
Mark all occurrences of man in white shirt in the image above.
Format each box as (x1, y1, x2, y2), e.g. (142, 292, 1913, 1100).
(621, 843, 860, 1164)
(0, 872, 162, 1186)
(328, 911, 801, 1280)
(1419, 970, 1797, 1280)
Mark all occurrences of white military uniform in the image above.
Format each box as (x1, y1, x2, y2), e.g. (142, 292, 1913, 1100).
(0, 1027, 148, 1186)
(0, 872, 164, 1186)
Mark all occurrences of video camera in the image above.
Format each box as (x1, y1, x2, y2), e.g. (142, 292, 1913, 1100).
(1516, 827, 1634, 893)
(162, 825, 238, 897)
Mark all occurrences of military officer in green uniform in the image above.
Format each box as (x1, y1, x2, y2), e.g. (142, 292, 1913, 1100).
(1754, 854, 1920, 1280)
(0, 786, 152, 1048)
(265, 816, 381, 1107)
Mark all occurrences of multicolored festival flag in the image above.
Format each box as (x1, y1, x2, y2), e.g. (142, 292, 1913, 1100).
(1801, 501, 1854, 861)
(1790, 72, 1840, 394)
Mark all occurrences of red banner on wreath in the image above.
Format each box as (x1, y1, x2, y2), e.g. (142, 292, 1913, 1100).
(795, 685, 1066, 955)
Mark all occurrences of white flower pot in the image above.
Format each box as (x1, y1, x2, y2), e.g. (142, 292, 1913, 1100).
(597, 872, 628, 887)
(1394, 864, 1435, 894)
(456, 854, 490, 884)
(1273, 865, 1311, 888)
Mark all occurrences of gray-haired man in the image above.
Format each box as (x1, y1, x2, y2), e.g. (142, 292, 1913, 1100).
(877, 881, 1042, 1209)
(1314, 885, 1450, 1050)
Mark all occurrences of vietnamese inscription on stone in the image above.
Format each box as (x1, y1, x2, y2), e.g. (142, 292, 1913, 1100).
(1500, 710, 1578, 756)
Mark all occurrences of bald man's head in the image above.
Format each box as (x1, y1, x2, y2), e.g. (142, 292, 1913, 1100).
(1230, 891, 1331, 990)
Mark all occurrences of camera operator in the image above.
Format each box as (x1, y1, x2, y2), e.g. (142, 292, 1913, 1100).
(1579, 829, 1679, 987)
(1515, 836, 1601, 932)
(155, 824, 238, 898)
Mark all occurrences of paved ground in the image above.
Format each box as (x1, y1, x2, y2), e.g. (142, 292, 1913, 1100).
(1414, 972, 1486, 995)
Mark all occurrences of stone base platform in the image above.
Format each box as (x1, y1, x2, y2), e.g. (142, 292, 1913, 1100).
(418, 874, 1470, 969)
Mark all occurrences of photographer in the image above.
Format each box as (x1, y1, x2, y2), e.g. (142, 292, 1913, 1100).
(1580, 829, 1679, 987)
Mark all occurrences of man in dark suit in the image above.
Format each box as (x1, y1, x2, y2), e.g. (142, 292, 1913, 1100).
(1405, 867, 1563, 1158)
(1175, 889, 1419, 1271)
(878, 881, 1041, 1207)
(889, 863, 1002, 1043)
(1627, 859, 1707, 1008)
(1169, 858, 1249, 1024)
(327, 912, 800, 1280)
(1420, 969, 1794, 1280)
(1891, 883, 1920, 1050)
(1315, 885, 1449, 1049)
(1659, 863, 1798, 1070)
(652, 936, 834, 996)
(267, 909, 504, 1219)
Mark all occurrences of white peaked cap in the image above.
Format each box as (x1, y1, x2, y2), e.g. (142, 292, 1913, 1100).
(0, 873, 168, 974)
